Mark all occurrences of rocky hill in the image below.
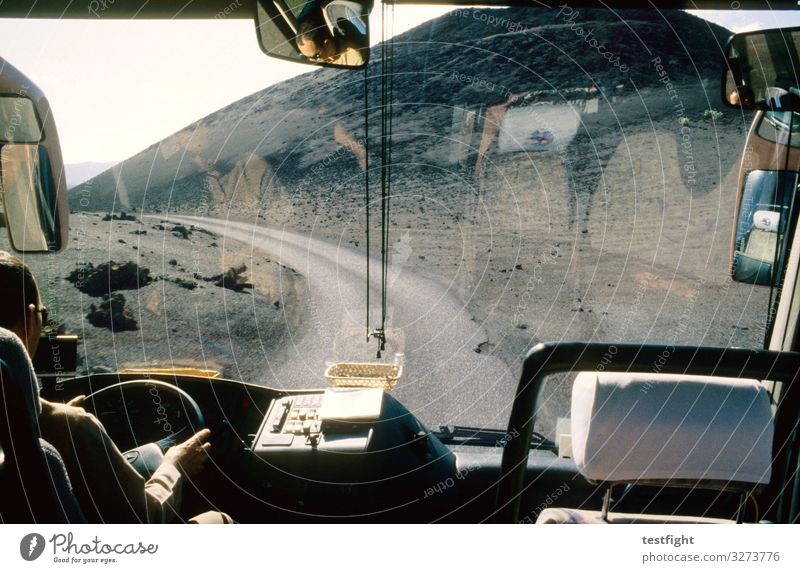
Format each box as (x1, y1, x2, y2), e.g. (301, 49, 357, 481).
(70, 7, 731, 215)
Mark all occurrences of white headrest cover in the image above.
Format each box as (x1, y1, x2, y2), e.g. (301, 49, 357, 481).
(753, 210, 780, 233)
(571, 372, 773, 485)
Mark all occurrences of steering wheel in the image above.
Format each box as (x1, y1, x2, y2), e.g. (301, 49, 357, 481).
(82, 379, 205, 478)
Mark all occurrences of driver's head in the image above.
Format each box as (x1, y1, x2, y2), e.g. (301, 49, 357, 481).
(0, 250, 44, 356)
(296, 18, 339, 62)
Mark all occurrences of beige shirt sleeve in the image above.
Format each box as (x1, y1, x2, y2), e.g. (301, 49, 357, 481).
(333, 47, 365, 66)
(39, 399, 183, 523)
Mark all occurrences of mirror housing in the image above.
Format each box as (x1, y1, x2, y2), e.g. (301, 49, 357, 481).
(722, 26, 800, 111)
(0, 58, 68, 253)
(255, 0, 371, 69)
(731, 111, 800, 286)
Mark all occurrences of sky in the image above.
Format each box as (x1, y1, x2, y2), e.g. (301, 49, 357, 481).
(0, 6, 798, 165)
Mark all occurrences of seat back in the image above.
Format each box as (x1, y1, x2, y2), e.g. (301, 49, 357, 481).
(0, 357, 61, 522)
(0, 328, 83, 522)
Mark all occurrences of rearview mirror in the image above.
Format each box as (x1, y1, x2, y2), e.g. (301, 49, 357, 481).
(722, 26, 800, 111)
(0, 58, 68, 253)
(255, 0, 370, 69)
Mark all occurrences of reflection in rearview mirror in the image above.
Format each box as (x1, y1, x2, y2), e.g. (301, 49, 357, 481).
(722, 26, 800, 111)
(0, 95, 43, 144)
(0, 144, 60, 252)
(732, 167, 798, 286)
(732, 173, 786, 285)
(255, 0, 370, 69)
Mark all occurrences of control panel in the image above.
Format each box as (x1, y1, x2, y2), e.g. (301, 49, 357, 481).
(251, 388, 384, 456)
(262, 393, 324, 446)
(246, 387, 457, 508)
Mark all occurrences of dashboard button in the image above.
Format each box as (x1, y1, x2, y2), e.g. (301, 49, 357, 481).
(260, 434, 294, 447)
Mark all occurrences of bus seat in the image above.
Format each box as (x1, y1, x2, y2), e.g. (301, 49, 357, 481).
(0, 327, 84, 522)
(537, 371, 773, 524)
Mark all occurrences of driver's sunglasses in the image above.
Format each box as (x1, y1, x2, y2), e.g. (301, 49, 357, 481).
(38, 305, 48, 325)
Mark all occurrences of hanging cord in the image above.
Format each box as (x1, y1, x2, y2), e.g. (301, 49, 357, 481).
(382, 1, 395, 344)
(364, 0, 395, 358)
(364, 65, 371, 343)
(380, 0, 388, 344)
(378, 0, 387, 353)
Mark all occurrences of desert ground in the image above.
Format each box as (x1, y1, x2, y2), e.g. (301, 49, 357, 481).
(0, 213, 307, 383)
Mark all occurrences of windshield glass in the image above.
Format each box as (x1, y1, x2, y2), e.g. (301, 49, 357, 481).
(1, 6, 795, 441)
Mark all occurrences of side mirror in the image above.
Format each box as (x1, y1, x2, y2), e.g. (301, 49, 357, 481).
(722, 26, 800, 111)
(255, 0, 370, 69)
(0, 58, 68, 253)
(732, 127, 799, 286)
(732, 174, 788, 285)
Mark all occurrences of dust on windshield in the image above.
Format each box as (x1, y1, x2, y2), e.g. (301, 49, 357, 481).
(2, 7, 773, 437)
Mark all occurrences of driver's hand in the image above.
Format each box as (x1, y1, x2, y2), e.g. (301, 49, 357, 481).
(163, 428, 212, 477)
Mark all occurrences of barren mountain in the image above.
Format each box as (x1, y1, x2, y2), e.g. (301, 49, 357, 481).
(70, 7, 731, 215)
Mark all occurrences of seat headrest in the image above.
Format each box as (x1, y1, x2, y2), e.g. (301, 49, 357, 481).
(571, 372, 774, 488)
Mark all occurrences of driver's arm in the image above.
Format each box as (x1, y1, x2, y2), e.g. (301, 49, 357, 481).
(38, 398, 182, 523)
